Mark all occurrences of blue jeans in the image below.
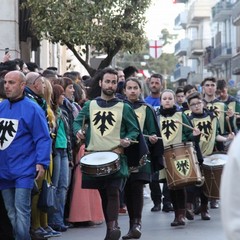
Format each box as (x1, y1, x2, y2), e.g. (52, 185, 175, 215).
(49, 148, 69, 226)
(1, 188, 31, 240)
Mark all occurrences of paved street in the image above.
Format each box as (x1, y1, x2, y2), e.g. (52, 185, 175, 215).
(58, 188, 227, 240)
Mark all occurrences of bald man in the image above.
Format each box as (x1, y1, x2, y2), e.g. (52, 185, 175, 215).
(25, 72, 46, 106)
(0, 71, 51, 240)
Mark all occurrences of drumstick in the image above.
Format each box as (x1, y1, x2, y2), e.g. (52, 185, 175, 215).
(143, 134, 162, 140)
(77, 115, 86, 144)
(174, 120, 194, 130)
(174, 120, 208, 137)
(226, 116, 233, 134)
(104, 136, 139, 144)
(82, 115, 86, 132)
(218, 110, 240, 115)
(129, 140, 139, 144)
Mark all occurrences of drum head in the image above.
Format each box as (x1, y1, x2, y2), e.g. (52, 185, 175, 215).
(81, 152, 119, 166)
(203, 154, 228, 166)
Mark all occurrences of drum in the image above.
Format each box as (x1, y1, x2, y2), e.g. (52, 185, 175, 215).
(164, 142, 202, 189)
(202, 153, 228, 199)
(80, 152, 120, 177)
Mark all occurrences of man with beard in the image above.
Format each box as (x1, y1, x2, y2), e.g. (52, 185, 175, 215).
(73, 68, 142, 240)
(144, 74, 173, 213)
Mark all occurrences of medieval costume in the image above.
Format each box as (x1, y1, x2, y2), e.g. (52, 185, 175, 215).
(122, 100, 163, 239)
(73, 97, 140, 240)
(159, 105, 197, 226)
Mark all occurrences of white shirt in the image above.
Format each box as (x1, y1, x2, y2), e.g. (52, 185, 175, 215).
(221, 132, 240, 240)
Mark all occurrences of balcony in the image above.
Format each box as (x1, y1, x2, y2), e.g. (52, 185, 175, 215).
(232, 0, 240, 26)
(212, 1, 232, 22)
(187, 39, 206, 59)
(188, 0, 212, 26)
(173, 66, 191, 82)
(174, 38, 190, 57)
(211, 44, 232, 65)
(175, 11, 187, 29)
(232, 52, 240, 75)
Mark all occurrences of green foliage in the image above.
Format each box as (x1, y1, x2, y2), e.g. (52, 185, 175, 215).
(22, 0, 151, 75)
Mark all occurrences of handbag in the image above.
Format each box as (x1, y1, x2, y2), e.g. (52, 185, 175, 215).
(37, 169, 57, 214)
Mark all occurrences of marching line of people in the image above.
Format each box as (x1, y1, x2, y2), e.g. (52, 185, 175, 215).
(0, 58, 239, 240)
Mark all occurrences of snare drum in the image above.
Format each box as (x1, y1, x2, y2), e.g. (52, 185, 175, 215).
(164, 142, 202, 189)
(80, 152, 120, 177)
(202, 153, 228, 199)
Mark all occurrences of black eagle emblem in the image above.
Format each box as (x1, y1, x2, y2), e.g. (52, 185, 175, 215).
(197, 121, 212, 140)
(0, 120, 17, 147)
(208, 105, 219, 118)
(176, 160, 190, 176)
(93, 111, 116, 135)
(162, 120, 177, 139)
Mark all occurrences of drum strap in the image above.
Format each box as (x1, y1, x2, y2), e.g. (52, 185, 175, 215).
(84, 147, 124, 156)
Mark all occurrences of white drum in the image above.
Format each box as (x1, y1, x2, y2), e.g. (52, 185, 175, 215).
(80, 152, 120, 177)
(202, 153, 228, 199)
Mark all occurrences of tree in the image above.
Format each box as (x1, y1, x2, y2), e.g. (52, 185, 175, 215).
(22, 0, 151, 76)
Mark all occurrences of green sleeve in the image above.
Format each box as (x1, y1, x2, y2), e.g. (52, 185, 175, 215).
(143, 106, 158, 136)
(215, 118, 221, 136)
(121, 103, 140, 140)
(182, 113, 193, 142)
(73, 100, 90, 135)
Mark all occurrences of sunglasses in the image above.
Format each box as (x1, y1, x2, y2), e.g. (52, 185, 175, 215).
(32, 73, 43, 84)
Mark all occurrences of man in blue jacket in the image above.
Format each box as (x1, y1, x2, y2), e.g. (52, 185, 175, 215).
(0, 70, 51, 240)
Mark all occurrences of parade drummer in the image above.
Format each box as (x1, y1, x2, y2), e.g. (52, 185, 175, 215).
(73, 68, 142, 240)
(202, 77, 234, 151)
(121, 77, 164, 239)
(158, 89, 201, 227)
(186, 92, 234, 221)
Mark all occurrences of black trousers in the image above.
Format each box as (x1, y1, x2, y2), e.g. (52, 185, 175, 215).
(149, 181, 171, 205)
(170, 188, 186, 210)
(124, 179, 144, 220)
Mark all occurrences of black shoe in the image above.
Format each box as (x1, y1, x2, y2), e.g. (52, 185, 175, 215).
(210, 200, 219, 209)
(122, 224, 141, 239)
(162, 203, 174, 212)
(194, 205, 201, 215)
(104, 228, 121, 240)
(151, 204, 161, 212)
(186, 209, 194, 220)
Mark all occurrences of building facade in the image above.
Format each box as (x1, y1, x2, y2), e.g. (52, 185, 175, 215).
(173, 0, 240, 88)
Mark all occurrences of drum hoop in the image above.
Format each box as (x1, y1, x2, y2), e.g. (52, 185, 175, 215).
(80, 151, 119, 166)
(203, 153, 228, 167)
(164, 142, 193, 150)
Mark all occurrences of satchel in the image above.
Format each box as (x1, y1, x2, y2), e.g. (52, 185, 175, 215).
(37, 170, 57, 214)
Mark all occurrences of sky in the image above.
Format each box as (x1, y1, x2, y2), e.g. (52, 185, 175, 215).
(145, 0, 185, 53)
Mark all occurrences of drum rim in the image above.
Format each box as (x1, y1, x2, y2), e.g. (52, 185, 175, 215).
(203, 153, 228, 166)
(80, 151, 119, 166)
(81, 158, 120, 168)
(164, 142, 193, 150)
